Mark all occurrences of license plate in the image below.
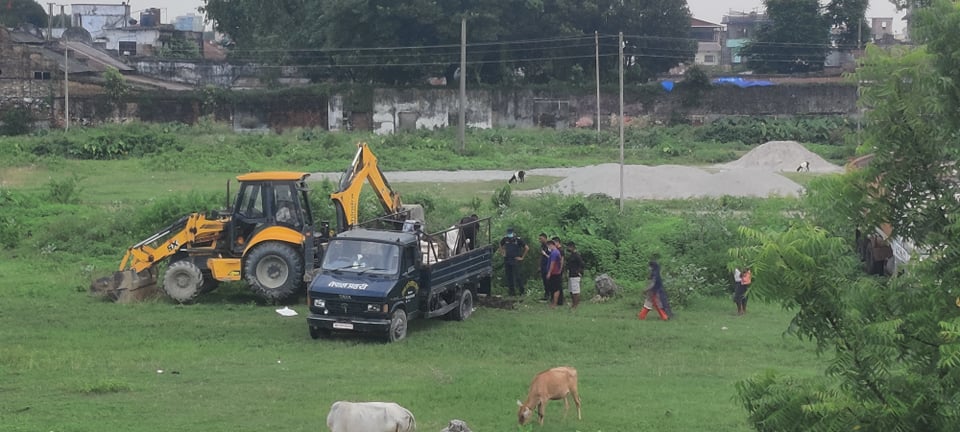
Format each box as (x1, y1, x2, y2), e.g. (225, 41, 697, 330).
(332, 322, 354, 330)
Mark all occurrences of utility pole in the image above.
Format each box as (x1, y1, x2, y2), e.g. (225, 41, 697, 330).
(595, 31, 600, 142)
(47, 3, 54, 41)
(64, 44, 69, 131)
(458, 17, 467, 154)
(618, 32, 624, 214)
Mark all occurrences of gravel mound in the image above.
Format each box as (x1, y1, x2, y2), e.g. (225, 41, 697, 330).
(520, 163, 803, 199)
(715, 140, 843, 173)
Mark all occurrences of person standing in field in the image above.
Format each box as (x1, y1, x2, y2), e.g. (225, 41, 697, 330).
(499, 227, 529, 296)
(638, 260, 672, 321)
(733, 266, 744, 316)
(552, 236, 565, 306)
(739, 267, 752, 315)
(537, 233, 550, 302)
(565, 241, 584, 310)
(546, 240, 564, 308)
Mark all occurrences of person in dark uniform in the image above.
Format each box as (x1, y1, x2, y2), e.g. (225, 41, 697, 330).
(498, 227, 529, 296)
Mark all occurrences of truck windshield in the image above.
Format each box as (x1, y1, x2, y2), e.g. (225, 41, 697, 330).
(321, 239, 400, 275)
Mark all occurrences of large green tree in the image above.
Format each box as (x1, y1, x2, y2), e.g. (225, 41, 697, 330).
(740, 0, 831, 73)
(1, 0, 47, 28)
(826, 0, 871, 49)
(732, 1, 960, 430)
(201, 0, 693, 85)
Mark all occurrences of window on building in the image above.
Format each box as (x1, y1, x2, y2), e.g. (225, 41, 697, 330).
(34, 71, 51, 80)
(704, 55, 716, 64)
(118, 41, 137, 56)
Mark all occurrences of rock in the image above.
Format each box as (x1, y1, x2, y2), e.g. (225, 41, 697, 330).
(594, 273, 622, 298)
(440, 419, 471, 432)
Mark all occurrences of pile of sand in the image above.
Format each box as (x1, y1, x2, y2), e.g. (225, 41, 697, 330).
(522, 163, 803, 199)
(715, 140, 843, 173)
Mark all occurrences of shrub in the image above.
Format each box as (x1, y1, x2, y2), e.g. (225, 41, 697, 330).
(0, 106, 35, 136)
(45, 175, 83, 204)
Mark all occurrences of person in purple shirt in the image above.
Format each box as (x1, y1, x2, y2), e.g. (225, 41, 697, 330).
(546, 240, 564, 308)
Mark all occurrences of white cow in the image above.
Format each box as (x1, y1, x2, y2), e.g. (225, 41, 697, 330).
(326, 401, 416, 432)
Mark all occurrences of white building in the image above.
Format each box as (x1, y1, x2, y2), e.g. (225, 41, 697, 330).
(71, 3, 131, 39)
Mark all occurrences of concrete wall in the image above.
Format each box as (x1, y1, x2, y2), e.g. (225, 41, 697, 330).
(134, 60, 259, 87)
(372, 88, 492, 135)
(371, 84, 857, 133)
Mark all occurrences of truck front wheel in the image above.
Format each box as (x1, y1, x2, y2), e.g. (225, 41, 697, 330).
(387, 309, 408, 343)
(245, 242, 304, 302)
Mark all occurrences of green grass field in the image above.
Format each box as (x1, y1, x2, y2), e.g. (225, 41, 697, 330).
(0, 264, 821, 432)
(0, 128, 836, 431)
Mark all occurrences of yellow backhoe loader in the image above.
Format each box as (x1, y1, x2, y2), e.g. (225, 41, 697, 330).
(91, 142, 421, 303)
(91, 171, 322, 303)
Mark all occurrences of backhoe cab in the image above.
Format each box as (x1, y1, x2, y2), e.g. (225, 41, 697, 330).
(91, 172, 319, 303)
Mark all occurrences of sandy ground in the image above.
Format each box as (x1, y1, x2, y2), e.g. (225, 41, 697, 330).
(309, 141, 840, 200)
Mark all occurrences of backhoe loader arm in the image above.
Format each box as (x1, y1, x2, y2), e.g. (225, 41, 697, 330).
(330, 142, 403, 231)
(118, 212, 226, 273)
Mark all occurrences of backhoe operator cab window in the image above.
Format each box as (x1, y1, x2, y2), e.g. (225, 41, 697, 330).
(236, 183, 265, 219)
(273, 183, 303, 229)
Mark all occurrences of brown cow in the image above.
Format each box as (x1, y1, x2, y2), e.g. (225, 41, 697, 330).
(516, 366, 582, 426)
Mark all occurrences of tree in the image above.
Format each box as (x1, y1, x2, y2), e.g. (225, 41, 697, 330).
(102, 67, 130, 114)
(826, 0, 871, 49)
(740, 0, 831, 73)
(201, 0, 694, 85)
(732, 1, 960, 430)
(0, 0, 47, 28)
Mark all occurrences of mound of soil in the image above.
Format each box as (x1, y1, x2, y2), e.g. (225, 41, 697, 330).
(715, 140, 843, 173)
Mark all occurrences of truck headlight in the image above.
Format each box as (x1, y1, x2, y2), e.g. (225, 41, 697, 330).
(313, 299, 325, 308)
(366, 304, 380, 312)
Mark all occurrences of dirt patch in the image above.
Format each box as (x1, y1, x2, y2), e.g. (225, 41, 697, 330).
(476, 295, 516, 310)
(0, 165, 41, 188)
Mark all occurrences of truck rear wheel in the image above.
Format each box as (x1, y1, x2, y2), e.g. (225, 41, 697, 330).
(450, 288, 473, 321)
(245, 242, 304, 302)
(387, 309, 408, 343)
(163, 260, 203, 303)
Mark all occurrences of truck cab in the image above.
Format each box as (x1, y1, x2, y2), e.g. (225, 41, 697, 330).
(307, 222, 492, 342)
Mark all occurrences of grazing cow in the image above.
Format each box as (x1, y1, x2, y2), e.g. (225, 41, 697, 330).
(508, 170, 526, 184)
(796, 161, 810, 172)
(326, 401, 416, 432)
(517, 366, 582, 426)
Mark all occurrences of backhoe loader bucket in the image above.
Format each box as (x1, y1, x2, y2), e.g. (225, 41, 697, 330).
(90, 269, 160, 303)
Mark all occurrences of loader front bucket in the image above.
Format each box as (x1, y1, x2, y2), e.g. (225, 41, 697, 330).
(90, 269, 160, 303)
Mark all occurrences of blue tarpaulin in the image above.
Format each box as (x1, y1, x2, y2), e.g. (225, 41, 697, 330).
(712, 77, 775, 87)
(661, 80, 674, 92)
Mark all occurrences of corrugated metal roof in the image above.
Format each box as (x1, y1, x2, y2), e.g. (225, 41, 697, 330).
(65, 41, 135, 72)
(9, 30, 45, 44)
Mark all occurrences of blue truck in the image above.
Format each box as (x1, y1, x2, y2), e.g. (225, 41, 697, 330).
(306, 220, 492, 342)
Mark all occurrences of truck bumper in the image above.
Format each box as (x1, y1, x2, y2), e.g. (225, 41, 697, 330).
(307, 314, 390, 333)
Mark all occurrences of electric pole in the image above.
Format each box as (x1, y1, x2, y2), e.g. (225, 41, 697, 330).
(458, 17, 467, 154)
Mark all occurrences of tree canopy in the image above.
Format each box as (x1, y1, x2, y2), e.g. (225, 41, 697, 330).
(1, 0, 47, 28)
(732, 1, 960, 430)
(740, 0, 831, 73)
(200, 0, 695, 85)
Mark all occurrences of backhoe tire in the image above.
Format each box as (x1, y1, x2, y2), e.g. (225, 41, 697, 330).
(386, 309, 408, 343)
(245, 242, 304, 302)
(163, 260, 203, 303)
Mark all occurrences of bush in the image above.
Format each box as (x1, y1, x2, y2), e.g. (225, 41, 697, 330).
(46, 175, 83, 204)
(0, 106, 35, 136)
(696, 116, 854, 145)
